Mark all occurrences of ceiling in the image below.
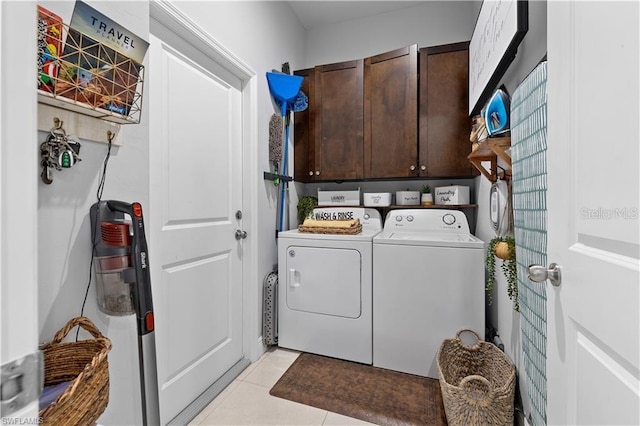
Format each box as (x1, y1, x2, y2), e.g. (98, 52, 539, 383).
(287, 1, 428, 30)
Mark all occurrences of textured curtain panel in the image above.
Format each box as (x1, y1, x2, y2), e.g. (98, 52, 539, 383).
(510, 60, 548, 426)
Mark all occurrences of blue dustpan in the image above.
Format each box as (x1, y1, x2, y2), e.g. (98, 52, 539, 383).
(266, 72, 304, 116)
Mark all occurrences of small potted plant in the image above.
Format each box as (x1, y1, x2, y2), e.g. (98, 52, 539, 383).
(486, 236, 518, 311)
(297, 195, 318, 225)
(420, 185, 433, 206)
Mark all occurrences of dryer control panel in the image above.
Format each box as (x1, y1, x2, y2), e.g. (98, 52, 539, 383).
(384, 209, 470, 233)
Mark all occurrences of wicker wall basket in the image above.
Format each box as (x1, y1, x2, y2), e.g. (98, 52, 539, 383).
(39, 317, 112, 425)
(436, 329, 516, 426)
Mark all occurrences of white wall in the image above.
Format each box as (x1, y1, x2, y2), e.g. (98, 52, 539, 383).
(36, 1, 305, 425)
(37, 2, 150, 424)
(473, 0, 548, 421)
(304, 1, 480, 67)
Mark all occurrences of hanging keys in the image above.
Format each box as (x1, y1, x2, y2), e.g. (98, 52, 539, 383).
(40, 120, 81, 184)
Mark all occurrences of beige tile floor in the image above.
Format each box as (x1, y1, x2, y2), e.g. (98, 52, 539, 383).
(188, 348, 376, 426)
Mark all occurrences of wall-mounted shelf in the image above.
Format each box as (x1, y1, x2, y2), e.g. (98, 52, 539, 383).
(318, 204, 478, 210)
(374, 204, 477, 210)
(467, 137, 511, 182)
(37, 13, 144, 124)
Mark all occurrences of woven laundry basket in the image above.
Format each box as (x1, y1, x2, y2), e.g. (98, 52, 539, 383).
(39, 317, 112, 425)
(436, 329, 516, 426)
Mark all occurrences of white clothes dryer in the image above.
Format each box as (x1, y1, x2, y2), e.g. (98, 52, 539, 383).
(373, 209, 485, 378)
(277, 207, 382, 364)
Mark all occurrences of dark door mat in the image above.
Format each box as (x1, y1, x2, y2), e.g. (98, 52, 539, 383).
(269, 353, 447, 425)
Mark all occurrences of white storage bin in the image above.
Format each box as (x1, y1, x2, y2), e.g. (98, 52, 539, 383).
(434, 186, 470, 205)
(318, 189, 361, 206)
(363, 193, 392, 207)
(395, 191, 420, 206)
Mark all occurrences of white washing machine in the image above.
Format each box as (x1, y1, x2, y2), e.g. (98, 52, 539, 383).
(373, 209, 485, 378)
(278, 207, 382, 364)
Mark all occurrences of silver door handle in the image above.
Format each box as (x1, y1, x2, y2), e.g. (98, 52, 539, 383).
(235, 229, 247, 240)
(527, 263, 561, 286)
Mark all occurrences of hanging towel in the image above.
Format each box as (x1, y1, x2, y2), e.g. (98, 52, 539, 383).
(301, 218, 360, 229)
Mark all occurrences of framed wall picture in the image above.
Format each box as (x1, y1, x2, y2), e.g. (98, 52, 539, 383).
(469, 0, 528, 116)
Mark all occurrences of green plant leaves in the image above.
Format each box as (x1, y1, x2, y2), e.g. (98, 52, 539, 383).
(485, 236, 519, 311)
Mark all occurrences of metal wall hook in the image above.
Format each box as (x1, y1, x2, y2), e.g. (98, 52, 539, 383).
(50, 118, 67, 137)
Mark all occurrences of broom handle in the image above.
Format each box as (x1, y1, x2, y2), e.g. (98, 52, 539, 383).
(279, 118, 290, 232)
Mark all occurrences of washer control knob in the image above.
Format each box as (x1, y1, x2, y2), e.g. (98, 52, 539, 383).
(442, 213, 456, 225)
(395, 216, 403, 222)
(407, 215, 414, 222)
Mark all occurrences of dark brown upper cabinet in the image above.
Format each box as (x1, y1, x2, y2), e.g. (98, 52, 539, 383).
(293, 42, 475, 182)
(313, 59, 364, 181)
(419, 42, 477, 177)
(364, 45, 418, 179)
(293, 68, 315, 183)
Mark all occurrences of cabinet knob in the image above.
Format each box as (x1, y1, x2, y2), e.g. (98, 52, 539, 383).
(420, 165, 426, 171)
(315, 171, 320, 176)
(309, 171, 314, 176)
(409, 165, 416, 171)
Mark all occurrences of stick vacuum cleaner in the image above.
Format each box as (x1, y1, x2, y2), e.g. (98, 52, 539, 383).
(90, 200, 161, 425)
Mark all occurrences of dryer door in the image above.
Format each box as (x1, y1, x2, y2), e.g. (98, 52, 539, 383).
(285, 246, 362, 318)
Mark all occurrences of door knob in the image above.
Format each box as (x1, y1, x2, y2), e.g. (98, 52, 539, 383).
(235, 229, 247, 240)
(420, 165, 426, 171)
(409, 165, 416, 171)
(527, 263, 561, 286)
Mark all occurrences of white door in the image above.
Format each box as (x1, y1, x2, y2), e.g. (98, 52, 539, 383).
(148, 27, 244, 423)
(0, 2, 40, 421)
(546, 2, 639, 424)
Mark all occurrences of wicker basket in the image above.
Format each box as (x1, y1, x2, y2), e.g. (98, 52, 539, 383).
(39, 317, 112, 425)
(436, 329, 516, 425)
(298, 224, 362, 235)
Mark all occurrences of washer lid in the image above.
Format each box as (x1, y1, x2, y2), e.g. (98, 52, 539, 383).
(374, 230, 484, 248)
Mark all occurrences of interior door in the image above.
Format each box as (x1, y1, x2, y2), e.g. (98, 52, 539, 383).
(546, 2, 639, 424)
(148, 29, 244, 423)
(1, 2, 40, 421)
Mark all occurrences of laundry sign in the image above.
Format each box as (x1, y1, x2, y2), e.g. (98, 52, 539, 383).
(312, 208, 366, 221)
(70, 1, 149, 63)
(434, 186, 470, 205)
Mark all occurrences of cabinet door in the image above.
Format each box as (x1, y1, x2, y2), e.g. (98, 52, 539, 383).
(315, 60, 364, 181)
(419, 43, 477, 177)
(364, 45, 418, 178)
(293, 68, 314, 182)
